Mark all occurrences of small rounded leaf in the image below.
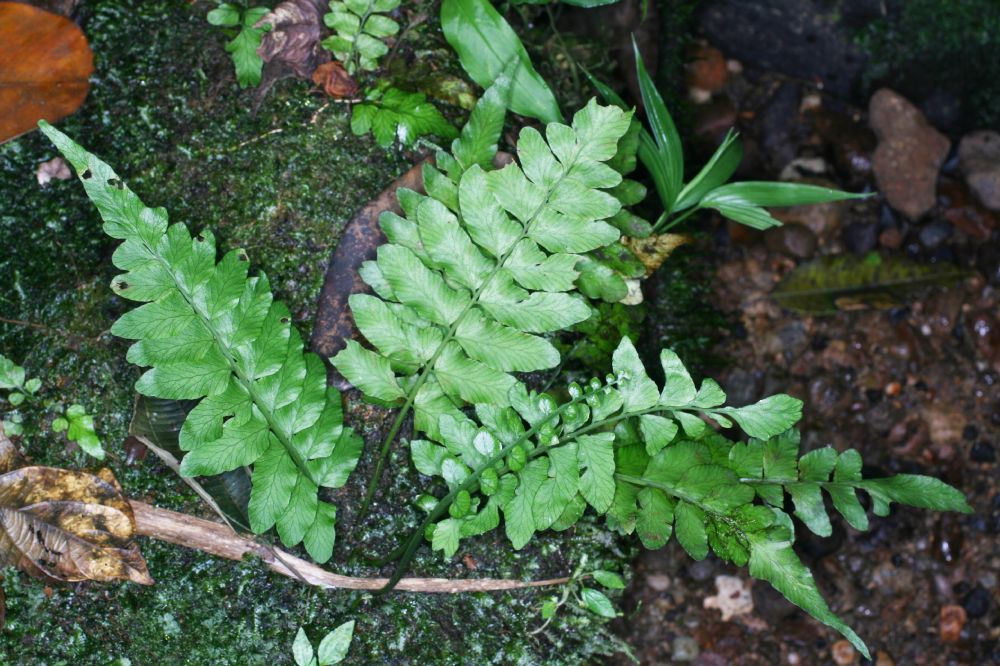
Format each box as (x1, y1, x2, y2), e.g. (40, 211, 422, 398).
(580, 587, 617, 618)
(592, 570, 625, 589)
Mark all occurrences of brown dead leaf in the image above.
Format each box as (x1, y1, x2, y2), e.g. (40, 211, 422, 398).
(622, 234, 691, 276)
(312, 61, 358, 99)
(0, 2, 94, 144)
(256, 0, 328, 79)
(0, 429, 152, 585)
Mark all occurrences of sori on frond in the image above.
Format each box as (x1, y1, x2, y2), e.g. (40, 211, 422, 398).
(384, 336, 971, 659)
(38, 121, 363, 564)
(332, 74, 636, 519)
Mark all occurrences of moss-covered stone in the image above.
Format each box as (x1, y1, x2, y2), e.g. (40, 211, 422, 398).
(0, 1, 635, 663)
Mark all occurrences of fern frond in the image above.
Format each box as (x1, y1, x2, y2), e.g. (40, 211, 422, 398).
(388, 337, 971, 658)
(39, 122, 363, 563)
(322, 0, 400, 74)
(334, 84, 634, 518)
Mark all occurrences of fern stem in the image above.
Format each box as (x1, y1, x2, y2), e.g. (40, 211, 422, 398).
(356, 145, 598, 527)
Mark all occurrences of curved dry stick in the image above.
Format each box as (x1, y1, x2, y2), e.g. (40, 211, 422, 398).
(129, 500, 569, 593)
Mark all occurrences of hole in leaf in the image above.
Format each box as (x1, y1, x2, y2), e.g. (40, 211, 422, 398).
(81, 168, 92, 179)
(117, 281, 129, 290)
(196, 234, 205, 242)
(280, 317, 290, 324)
(108, 177, 124, 190)
(237, 252, 249, 262)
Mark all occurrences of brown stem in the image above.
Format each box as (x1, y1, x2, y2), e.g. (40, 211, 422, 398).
(129, 500, 569, 593)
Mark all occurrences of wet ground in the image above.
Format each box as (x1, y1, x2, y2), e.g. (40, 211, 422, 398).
(615, 22, 1000, 666)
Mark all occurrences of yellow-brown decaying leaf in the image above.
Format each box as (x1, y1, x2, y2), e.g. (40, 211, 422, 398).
(0, 2, 95, 144)
(0, 432, 153, 585)
(623, 234, 691, 276)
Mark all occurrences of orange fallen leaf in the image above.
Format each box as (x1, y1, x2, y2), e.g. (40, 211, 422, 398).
(312, 61, 357, 99)
(0, 2, 94, 143)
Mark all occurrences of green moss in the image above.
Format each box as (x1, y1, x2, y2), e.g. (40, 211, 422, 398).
(0, 1, 634, 663)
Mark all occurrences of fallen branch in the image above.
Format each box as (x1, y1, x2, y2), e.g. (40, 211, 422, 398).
(129, 500, 570, 593)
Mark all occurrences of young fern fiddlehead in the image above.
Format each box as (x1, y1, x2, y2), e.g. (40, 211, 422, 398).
(387, 337, 971, 658)
(333, 80, 635, 524)
(39, 122, 363, 563)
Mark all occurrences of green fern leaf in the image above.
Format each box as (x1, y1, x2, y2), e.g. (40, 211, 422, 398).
(321, 0, 400, 74)
(334, 94, 632, 456)
(390, 335, 969, 655)
(208, 4, 271, 88)
(351, 87, 457, 148)
(39, 121, 362, 563)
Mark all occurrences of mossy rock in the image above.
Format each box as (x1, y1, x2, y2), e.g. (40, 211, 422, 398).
(0, 1, 633, 663)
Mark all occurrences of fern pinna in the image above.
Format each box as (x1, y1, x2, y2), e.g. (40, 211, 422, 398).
(386, 337, 970, 658)
(333, 80, 634, 517)
(39, 122, 363, 563)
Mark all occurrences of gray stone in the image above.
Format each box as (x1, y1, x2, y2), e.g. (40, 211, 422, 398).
(672, 636, 701, 662)
(959, 130, 1000, 211)
(870, 89, 951, 220)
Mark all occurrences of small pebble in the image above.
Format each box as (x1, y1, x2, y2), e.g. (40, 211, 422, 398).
(832, 639, 857, 665)
(647, 574, 671, 592)
(940, 604, 967, 642)
(962, 585, 992, 618)
(671, 636, 700, 662)
(970, 440, 996, 463)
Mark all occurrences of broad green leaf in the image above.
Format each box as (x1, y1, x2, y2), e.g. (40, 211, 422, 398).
(674, 501, 708, 560)
(441, 0, 562, 123)
(454, 310, 559, 372)
(858, 475, 973, 516)
(581, 587, 616, 618)
(788, 483, 832, 537)
(292, 627, 315, 666)
(577, 433, 615, 513)
(432, 518, 463, 557)
(638, 414, 677, 456)
(503, 458, 548, 548)
(434, 343, 516, 405)
(748, 534, 870, 659)
(317, 621, 355, 665)
(718, 395, 803, 439)
(612, 337, 658, 412)
(452, 74, 511, 171)
(332, 340, 404, 403)
(593, 570, 625, 589)
(635, 487, 673, 548)
(219, 7, 270, 88)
